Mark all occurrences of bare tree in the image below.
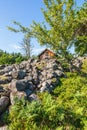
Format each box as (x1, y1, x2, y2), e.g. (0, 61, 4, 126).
(20, 36, 32, 58)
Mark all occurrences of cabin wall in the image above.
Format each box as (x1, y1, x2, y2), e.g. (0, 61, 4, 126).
(39, 50, 55, 60)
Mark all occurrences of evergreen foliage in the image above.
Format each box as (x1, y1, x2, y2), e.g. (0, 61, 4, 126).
(0, 50, 27, 65)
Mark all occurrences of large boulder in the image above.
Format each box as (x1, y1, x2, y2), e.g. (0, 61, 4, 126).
(9, 80, 28, 92)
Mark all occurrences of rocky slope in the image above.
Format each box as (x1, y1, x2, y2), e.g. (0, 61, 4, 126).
(0, 57, 83, 129)
(0, 58, 65, 122)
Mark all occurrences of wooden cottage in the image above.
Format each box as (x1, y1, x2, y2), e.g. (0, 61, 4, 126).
(38, 48, 55, 60)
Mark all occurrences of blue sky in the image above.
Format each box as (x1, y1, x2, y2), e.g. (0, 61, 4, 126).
(0, 0, 85, 55)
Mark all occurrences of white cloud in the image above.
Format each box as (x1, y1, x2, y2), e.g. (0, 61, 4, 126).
(9, 44, 22, 50)
(9, 43, 46, 55)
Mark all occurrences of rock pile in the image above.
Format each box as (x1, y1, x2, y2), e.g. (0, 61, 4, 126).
(0, 58, 65, 118)
(0, 57, 83, 128)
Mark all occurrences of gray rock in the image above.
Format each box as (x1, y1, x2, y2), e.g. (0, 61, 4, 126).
(0, 96, 9, 114)
(27, 82, 36, 90)
(24, 89, 32, 96)
(9, 80, 27, 92)
(54, 70, 65, 77)
(46, 79, 52, 85)
(18, 70, 26, 79)
(40, 86, 48, 92)
(32, 78, 39, 85)
(0, 65, 5, 70)
(28, 94, 38, 102)
(69, 58, 83, 72)
(0, 89, 10, 97)
(0, 87, 4, 92)
(24, 76, 33, 82)
(33, 73, 38, 79)
(47, 72, 56, 79)
(52, 64, 58, 70)
(0, 77, 12, 85)
(3, 66, 13, 73)
(46, 62, 52, 68)
(39, 79, 58, 93)
(0, 71, 5, 75)
(3, 71, 12, 76)
(27, 68, 32, 73)
(12, 70, 18, 79)
(41, 70, 47, 77)
(40, 82, 49, 92)
(48, 85, 54, 92)
(38, 74, 43, 81)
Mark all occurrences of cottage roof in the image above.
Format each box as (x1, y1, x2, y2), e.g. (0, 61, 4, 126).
(38, 48, 55, 57)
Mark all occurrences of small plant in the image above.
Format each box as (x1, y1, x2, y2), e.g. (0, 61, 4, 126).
(51, 78, 57, 83)
(36, 61, 47, 70)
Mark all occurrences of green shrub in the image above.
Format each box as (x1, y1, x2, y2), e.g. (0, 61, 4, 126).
(7, 95, 65, 130)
